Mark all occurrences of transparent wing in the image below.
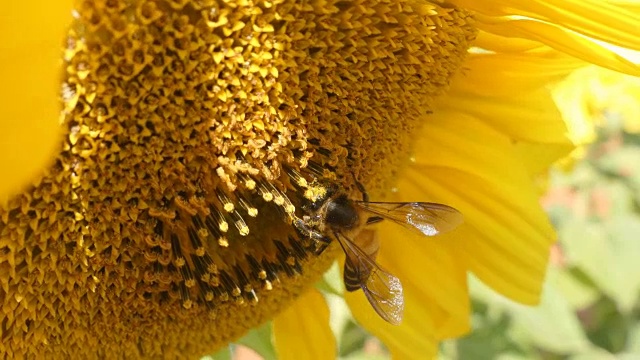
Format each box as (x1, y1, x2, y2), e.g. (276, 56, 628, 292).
(363, 266, 404, 326)
(335, 231, 404, 325)
(357, 201, 463, 237)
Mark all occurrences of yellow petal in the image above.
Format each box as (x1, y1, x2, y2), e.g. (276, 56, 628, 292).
(437, 50, 575, 174)
(0, 2, 70, 201)
(438, 71, 571, 146)
(405, 112, 556, 304)
(450, 49, 583, 97)
(452, 0, 640, 51)
(273, 289, 336, 360)
(476, 16, 640, 76)
(346, 289, 438, 358)
(514, 141, 575, 175)
(473, 30, 544, 53)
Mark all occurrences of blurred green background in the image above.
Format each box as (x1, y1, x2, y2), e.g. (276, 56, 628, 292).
(205, 70, 640, 360)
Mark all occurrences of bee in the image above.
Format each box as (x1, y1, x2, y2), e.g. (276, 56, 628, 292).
(293, 179, 463, 325)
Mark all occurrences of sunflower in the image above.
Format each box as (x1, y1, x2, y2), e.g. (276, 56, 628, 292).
(1, 0, 639, 359)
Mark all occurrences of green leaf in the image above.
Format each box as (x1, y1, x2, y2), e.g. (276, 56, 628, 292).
(627, 322, 640, 354)
(341, 349, 389, 360)
(463, 278, 537, 358)
(316, 261, 344, 296)
(593, 146, 640, 181)
(495, 354, 537, 360)
(339, 321, 367, 356)
(236, 321, 277, 360)
(602, 215, 640, 311)
(201, 346, 232, 360)
(505, 276, 591, 354)
(585, 297, 629, 353)
(468, 271, 589, 354)
(602, 182, 635, 217)
(617, 353, 640, 360)
(560, 216, 640, 312)
(551, 267, 599, 310)
(455, 315, 529, 360)
(567, 347, 614, 360)
(324, 293, 355, 353)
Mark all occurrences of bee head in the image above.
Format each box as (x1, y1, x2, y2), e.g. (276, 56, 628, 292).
(302, 180, 338, 212)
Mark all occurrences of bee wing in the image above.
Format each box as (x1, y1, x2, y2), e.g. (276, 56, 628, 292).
(363, 266, 404, 326)
(357, 201, 463, 237)
(335, 232, 404, 325)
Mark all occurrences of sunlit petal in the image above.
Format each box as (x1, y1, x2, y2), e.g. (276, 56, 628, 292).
(452, 0, 640, 51)
(436, 52, 575, 174)
(273, 289, 336, 360)
(346, 289, 439, 358)
(475, 17, 640, 76)
(405, 112, 557, 304)
(0, 2, 70, 201)
(452, 48, 582, 97)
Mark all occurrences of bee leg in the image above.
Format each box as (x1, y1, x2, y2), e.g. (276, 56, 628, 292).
(366, 216, 384, 225)
(313, 236, 332, 255)
(351, 172, 369, 202)
(314, 242, 328, 255)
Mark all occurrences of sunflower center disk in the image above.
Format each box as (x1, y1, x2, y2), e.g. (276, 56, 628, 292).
(0, 0, 475, 357)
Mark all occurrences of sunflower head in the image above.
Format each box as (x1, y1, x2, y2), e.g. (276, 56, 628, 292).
(1, 0, 476, 357)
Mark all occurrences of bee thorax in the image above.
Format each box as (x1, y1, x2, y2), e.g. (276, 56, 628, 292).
(324, 195, 359, 230)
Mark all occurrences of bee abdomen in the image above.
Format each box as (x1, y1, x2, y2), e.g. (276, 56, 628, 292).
(343, 260, 362, 292)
